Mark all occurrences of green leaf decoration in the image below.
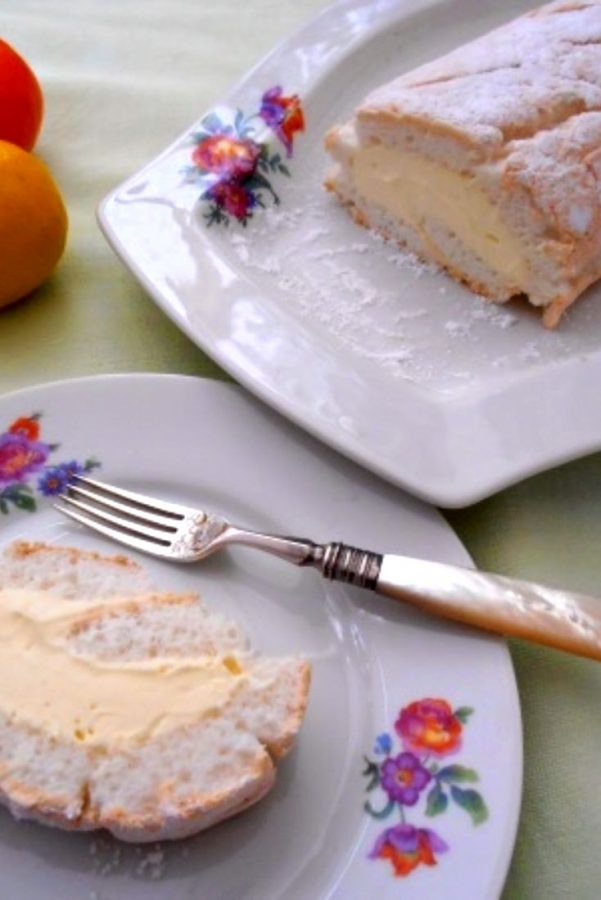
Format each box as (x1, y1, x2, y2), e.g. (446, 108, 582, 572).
(454, 706, 474, 724)
(362, 757, 380, 792)
(12, 492, 37, 512)
(0, 498, 8, 515)
(438, 765, 479, 784)
(450, 786, 489, 826)
(364, 797, 396, 820)
(425, 782, 448, 817)
(278, 163, 291, 176)
(246, 171, 275, 193)
(84, 458, 101, 472)
(204, 204, 228, 227)
(266, 155, 285, 173)
(2, 483, 33, 501)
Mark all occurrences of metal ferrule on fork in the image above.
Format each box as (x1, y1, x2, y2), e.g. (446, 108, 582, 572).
(319, 542, 382, 590)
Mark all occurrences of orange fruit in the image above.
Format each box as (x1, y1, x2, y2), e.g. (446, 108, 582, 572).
(0, 140, 67, 309)
(0, 38, 43, 151)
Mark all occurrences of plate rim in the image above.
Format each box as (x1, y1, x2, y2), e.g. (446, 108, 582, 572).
(0, 372, 523, 897)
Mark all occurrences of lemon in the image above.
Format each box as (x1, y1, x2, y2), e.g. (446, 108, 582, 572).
(0, 139, 67, 309)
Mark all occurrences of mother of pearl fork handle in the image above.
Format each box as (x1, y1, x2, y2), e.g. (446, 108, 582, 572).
(374, 552, 600, 660)
(284, 540, 600, 661)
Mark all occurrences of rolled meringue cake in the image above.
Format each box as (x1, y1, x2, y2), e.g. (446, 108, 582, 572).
(324, 0, 601, 327)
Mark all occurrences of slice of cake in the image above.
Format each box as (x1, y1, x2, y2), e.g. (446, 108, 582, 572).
(325, 0, 601, 327)
(0, 541, 311, 841)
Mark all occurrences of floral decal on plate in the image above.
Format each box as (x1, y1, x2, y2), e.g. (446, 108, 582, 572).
(0, 413, 100, 514)
(363, 698, 488, 878)
(185, 86, 305, 226)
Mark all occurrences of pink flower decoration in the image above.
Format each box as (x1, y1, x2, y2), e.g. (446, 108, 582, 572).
(206, 181, 256, 221)
(396, 698, 463, 757)
(0, 433, 49, 484)
(192, 134, 260, 180)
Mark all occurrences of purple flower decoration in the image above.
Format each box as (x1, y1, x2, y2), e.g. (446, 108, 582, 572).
(370, 823, 449, 858)
(380, 752, 431, 806)
(0, 412, 101, 516)
(369, 824, 448, 876)
(259, 86, 305, 157)
(363, 698, 486, 879)
(37, 460, 84, 497)
(0, 433, 50, 484)
(57, 459, 85, 481)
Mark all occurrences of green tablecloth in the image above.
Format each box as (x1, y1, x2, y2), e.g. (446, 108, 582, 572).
(2, 2, 600, 896)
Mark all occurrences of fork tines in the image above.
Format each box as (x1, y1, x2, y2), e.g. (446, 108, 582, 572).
(54, 474, 189, 557)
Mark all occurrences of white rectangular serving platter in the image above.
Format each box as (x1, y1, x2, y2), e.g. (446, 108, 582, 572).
(99, 0, 601, 507)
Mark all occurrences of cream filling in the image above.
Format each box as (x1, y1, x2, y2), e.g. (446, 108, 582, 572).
(0, 590, 244, 749)
(352, 145, 529, 290)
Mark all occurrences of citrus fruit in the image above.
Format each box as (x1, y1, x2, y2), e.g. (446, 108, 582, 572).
(0, 140, 67, 309)
(0, 38, 43, 151)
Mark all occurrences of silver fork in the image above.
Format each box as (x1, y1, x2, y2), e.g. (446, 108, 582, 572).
(56, 474, 601, 662)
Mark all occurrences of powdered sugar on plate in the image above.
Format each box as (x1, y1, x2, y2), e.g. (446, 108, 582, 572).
(216, 174, 584, 394)
(86, 835, 186, 885)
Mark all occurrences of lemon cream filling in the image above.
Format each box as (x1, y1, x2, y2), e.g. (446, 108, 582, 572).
(0, 590, 244, 748)
(352, 145, 528, 288)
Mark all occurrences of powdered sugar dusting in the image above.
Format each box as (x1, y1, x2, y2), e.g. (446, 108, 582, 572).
(88, 836, 170, 883)
(214, 177, 583, 393)
(136, 847, 165, 879)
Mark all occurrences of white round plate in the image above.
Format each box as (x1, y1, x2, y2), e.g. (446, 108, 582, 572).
(98, 0, 601, 508)
(0, 374, 520, 899)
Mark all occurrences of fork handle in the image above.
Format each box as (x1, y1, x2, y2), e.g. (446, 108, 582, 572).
(315, 543, 601, 662)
